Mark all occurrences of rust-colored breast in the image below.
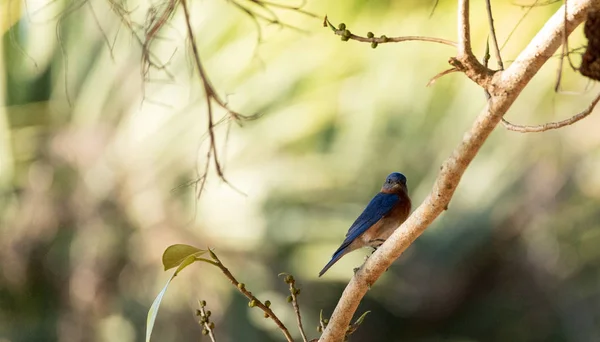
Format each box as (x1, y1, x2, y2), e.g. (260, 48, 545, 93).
(361, 192, 411, 245)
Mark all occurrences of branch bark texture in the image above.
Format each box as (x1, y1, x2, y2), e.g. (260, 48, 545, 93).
(319, 1, 599, 341)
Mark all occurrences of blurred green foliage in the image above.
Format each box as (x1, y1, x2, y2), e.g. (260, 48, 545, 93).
(1, 0, 600, 342)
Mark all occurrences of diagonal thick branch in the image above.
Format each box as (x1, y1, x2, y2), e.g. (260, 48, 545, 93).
(318, 1, 599, 341)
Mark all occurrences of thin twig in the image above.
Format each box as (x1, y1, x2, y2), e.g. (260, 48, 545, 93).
(556, 0, 580, 91)
(106, 0, 176, 82)
(483, 39, 493, 100)
(513, 0, 561, 6)
(324, 17, 457, 47)
(502, 91, 600, 132)
(180, 0, 248, 196)
(197, 301, 217, 342)
(483, 0, 504, 103)
(56, 0, 88, 106)
(338, 32, 457, 47)
(227, 0, 311, 35)
(500, 0, 538, 50)
(87, 1, 115, 60)
(485, 0, 504, 70)
(205, 252, 295, 342)
(426, 67, 459, 86)
(180, 0, 261, 121)
(259, 0, 318, 17)
(7, 0, 39, 69)
(282, 275, 309, 342)
(429, 0, 440, 18)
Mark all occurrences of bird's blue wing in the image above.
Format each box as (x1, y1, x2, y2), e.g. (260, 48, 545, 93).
(342, 192, 400, 245)
(318, 192, 400, 277)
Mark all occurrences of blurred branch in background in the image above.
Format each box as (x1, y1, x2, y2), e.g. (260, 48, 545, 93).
(106, 0, 315, 195)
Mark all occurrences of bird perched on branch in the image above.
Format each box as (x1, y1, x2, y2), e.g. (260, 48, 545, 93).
(318, 172, 411, 277)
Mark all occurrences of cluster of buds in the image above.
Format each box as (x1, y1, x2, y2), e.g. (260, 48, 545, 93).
(336, 22, 389, 49)
(338, 23, 352, 41)
(283, 274, 301, 303)
(196, 300, 215, 336)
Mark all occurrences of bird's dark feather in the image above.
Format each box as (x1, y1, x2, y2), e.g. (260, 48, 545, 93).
(318, 192, 402, 277)
(336, 193, 400, 256)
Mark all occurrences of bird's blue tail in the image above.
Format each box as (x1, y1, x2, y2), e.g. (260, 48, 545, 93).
(318, 244, 351, 277)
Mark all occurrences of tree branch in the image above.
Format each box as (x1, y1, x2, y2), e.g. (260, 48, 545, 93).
(502, 91, 600, 132)
(485, 0, 505, 70)
(457, 0, 472, 57)
(324, 17, 457, 47)
(206, 252, 295, 342)
(197, 300, 217, 342)
(318, 1, 598, 341)
(449, 0, 496, 89)
(282, 274, 309, 342)
(427, 67, 459, 87)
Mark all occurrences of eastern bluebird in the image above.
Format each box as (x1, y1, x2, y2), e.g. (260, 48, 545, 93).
(318, 172, 411, 277)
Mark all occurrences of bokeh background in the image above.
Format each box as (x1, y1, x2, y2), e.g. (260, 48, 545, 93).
(2, 0, 600, 341)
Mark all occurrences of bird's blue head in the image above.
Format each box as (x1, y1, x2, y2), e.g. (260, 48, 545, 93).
(381, 172, 408, 193)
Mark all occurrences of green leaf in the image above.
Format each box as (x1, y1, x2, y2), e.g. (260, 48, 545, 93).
(146, 254, 198, 342)
(162, 244, 206, 271)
